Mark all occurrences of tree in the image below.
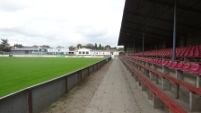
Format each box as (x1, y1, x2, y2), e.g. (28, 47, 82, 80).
(105, 45, 111, 50)
(98, 44, 102, 50)
(77, 44, 82, 49)
(0, 39, 10, 52)
(14, 44, 23, 48)
(41, 45, 50, 48)
(85, 43, 94, 49)
(117, 47, 124, 51)
(68, 46, 74, 51)
(94, 43, 97, 50)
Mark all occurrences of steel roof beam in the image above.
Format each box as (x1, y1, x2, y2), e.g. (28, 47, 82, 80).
(125, 10, 201, 30)
(143, 0, 201, 14)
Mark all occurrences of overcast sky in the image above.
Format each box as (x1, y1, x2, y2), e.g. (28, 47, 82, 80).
(0, 0, 125, 48)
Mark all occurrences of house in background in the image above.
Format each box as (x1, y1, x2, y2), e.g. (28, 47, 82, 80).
(75, 48, 120, 57)
(75, 48, 91, 55)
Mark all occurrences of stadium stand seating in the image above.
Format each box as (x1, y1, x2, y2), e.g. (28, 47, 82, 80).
(134, 44, 201, 58)
(121, 56, 201, 112)
(131, 56, 201, 76)
(121, 59, 187, 113)
(122, 57, 187, 113)
(129, 57, 201, 91)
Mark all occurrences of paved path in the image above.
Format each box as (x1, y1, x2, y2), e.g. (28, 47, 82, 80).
(84, 58, 161, 113)
(42, 58, 162, 113)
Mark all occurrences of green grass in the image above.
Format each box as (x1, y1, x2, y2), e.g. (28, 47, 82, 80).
(0, 57, 104, 97)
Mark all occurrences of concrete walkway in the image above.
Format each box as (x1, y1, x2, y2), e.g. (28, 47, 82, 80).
(84, 58, 161, 113)
(42, 58, 162, 113)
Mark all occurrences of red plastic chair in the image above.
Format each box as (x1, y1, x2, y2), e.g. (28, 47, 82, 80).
(157, 59, 162, 64)
(162, 60, 168, 66)
(170, 62, 178, 68)
(195, 52, 200, 57)
(188, 63, 199, 72)
(151, 59, 156, 64)
(166, 61, 172, 67)
(175, 62, 183, 70)
(181, 63, 191, 71)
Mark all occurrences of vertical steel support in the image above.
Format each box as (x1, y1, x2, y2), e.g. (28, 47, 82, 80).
(142, 32, 145, 57)
(133, 39, 135, 53)
(128, 43, 130, 55)
(172, 0, 177, 61)
(28, 89, 33, 113)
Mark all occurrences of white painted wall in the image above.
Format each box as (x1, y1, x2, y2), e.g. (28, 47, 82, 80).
(76, 48, 91, 55)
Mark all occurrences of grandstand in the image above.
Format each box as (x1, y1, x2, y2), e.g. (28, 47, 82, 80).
(118, 0, 201, 112)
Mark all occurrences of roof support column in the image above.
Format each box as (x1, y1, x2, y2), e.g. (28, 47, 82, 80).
(142, 32, 145, 57)
(133, 38, 135, 53)
(172, 0, 177, 61)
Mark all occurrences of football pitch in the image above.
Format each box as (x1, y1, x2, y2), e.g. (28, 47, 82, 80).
(0, 57, 104, 97)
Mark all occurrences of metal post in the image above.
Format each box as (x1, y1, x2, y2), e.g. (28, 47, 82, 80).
(142, 32, 145, 57)
(133, 39, 135, 53)
(172, 0, 177, 61)
(128, 43, 130, 56)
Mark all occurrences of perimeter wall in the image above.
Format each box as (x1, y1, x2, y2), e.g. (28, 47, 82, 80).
(0, 57, 111, 113)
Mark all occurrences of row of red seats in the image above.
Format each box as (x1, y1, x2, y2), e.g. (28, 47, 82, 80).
(134, 44, 201, 57)
(121, 59, 187, 113)
(131, 56, 201, 75)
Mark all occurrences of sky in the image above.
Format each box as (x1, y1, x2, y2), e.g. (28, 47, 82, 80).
(0, 0, 125, 48)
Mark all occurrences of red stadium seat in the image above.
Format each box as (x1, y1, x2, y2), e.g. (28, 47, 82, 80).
(156, 59, 162, 64)
(188, 63, 200, 73)
(162, 60, 168, 66)
(166, 61, 172, 67)
(175, 62, 183, 70)
(170, 62, 178, 68)
(181, 63, 190, 71)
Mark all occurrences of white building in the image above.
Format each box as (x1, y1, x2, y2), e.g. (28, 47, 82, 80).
(47, 48, 69, 55)
(11, 47, 46, 55)
(11, 47, 69, 55)
(75, 48, 91, 55)
(75, 48, 120, 57)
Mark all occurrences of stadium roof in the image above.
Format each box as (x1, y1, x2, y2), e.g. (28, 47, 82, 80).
(118, 0, 201, 46)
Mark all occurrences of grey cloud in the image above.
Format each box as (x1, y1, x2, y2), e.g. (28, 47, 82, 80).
(0, 28, 57, 44)
(75, 26, 108, 40)
(0, 1, 26, 12)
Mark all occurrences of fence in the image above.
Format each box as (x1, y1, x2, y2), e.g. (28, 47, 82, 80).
(0, 57, 111, 113)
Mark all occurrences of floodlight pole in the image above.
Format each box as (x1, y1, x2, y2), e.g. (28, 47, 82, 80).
(172, 0, 177, 62)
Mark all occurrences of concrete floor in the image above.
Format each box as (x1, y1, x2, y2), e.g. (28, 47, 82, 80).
(42, 58, 163, 113)
(84, 58, 162, 113)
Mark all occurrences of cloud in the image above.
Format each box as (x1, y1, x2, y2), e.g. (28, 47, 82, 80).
(0, 0, 125, 47)
(0, 0, 28, 12)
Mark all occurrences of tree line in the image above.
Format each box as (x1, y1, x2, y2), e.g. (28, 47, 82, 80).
(0, 39, 124, 52)
(0, 39, 10, 52)
(68, 43, 124, 51)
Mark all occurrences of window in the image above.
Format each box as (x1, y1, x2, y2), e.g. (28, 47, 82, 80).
(86, 52, 89, 54)
(79, 51, 81, 54)
(25, 50, 28, 54)
(82, 52, 85, 54)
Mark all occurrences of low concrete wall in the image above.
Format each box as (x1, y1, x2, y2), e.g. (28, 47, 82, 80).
(0, 57, 111, 113)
